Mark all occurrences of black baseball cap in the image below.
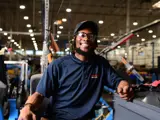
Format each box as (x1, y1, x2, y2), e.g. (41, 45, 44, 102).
(74, 21, 99, 35)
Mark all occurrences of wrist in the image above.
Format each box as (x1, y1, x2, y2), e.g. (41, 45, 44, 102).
(24, 103, 34, 111)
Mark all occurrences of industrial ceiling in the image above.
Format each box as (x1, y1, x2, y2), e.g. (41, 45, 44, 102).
(0, 0, 159, 51)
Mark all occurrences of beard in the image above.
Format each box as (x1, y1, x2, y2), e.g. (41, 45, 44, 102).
(75, 47, 95, 57)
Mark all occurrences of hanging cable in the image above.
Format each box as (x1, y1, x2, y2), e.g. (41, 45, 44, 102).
(50, 0, 64, 28)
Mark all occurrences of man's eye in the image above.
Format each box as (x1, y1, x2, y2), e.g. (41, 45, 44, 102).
(81, 34, 86, 37)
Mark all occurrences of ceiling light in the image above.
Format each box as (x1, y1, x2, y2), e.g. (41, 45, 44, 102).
(97, 40, 101, 43)
(10, 39, 15, 42)
(20, 5, 25, 9)
(137, 34, 139, 37)
(33, 40, 36, 43)
(28, 29, 33, 33)
(133, 22, 138, 26)
(152, 35, 156, 38)
(54, 21, 58, 25)
(118, 46, 121, 48)
(24, 16, 29, 20)
(66, 8, 72, 12)
(30, 33, 34, 37)
(148, 30, 153, 33)
(57, 35, 60, 38)
(14, 42, 17, 45)
(4, 32, 8, 36)
(57, 31, 61, 34)
(0, 28, 3, 31)
(31, 37, 35, 40)
(98, 20, 104, 24)
(62, 18, 67, 22)
(22, 49, 24, 51)
(26, 24, 31, 28)
(18, 46, 21, 49)
(8, 36, 11, 39)
(59, 26, 63, 29)
(110, 33, 115, 36)
(141, 38, 145, 41)
(35, 47, 38, 50)
(152, 1, 160, 9)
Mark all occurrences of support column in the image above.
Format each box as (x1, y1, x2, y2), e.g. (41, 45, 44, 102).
(126, 0, 130, 59)
(41, 0, 50, 73)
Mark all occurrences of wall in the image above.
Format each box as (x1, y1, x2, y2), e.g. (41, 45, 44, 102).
(106, 37, 160, 69)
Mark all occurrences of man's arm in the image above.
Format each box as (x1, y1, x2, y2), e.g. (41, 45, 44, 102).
(18, 92, 44, 120)
(25, 92, 44, 110)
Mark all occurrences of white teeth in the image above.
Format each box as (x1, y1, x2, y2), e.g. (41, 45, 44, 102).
(81, 43, 88, 47)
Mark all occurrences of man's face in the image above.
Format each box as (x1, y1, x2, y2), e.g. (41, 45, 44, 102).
(75, 28, 97, 55)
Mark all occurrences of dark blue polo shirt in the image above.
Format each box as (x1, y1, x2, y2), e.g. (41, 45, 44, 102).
(36, 54, 122, 119)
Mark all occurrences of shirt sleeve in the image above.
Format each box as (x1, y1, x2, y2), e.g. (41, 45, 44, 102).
(36, 63, 57, 98)
(103, 59, 123, 90)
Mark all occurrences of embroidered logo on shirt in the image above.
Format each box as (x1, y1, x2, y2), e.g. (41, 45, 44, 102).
(91, 74, 99, 79)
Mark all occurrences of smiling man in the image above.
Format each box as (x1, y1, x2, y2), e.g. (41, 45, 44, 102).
(18, 21, 133, 120)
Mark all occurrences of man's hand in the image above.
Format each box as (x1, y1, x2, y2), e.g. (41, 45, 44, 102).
(117, 80, 134, 101)
(18, 105, 36, 120)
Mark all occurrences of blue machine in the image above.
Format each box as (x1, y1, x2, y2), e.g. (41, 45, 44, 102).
(8, 99, 18, 120)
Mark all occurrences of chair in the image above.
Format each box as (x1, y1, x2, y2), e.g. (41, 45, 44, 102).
(30, 74, 51, 120)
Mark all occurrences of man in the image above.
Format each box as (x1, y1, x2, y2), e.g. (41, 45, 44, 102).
(18, 21, 133, 120)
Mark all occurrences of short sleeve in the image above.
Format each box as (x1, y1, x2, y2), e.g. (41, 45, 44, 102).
(36, 63, 57, 98)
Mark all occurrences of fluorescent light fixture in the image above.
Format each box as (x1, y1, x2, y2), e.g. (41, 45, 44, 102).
(26, 24, 31, 28)
(110, 33, 115, 36)
(57, 31, 61, 34)
(59, 26, 63, 29)
(62, 18, 67, 22)
(4, 32, 8, 36)
(20, 5, 25, 9)
(98, 20, 104, 24)
(148, 30, 153, 33)
(0, 28, 3, 31)
(152, 35, 156, 38)
(141, 38, 145, 41)
(24, 16, 29, 20)
(133, 22, 138, 26)
(66, 8, 72, 12)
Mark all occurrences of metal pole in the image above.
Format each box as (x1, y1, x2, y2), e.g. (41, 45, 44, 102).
(132, 47, 134, 64)
(126, 0, 130, 59)
(151, 42, 155, 69)
(41, 0, 50, 73)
